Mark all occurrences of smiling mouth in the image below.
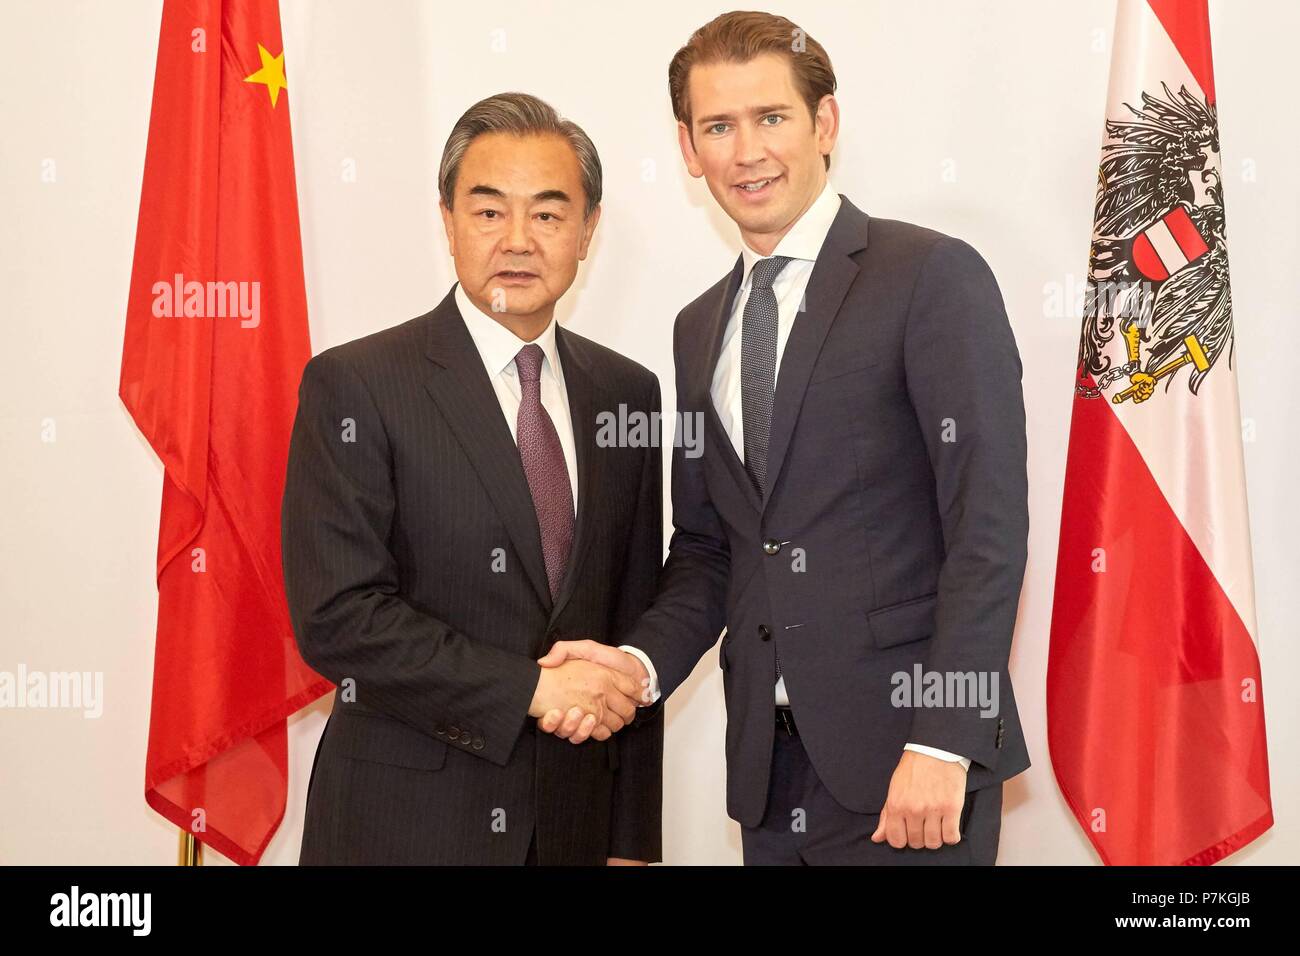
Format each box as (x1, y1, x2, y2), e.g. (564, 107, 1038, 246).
(734, 174, 781, 196)
(733, 176, 780, 201)
(496, 271, 537, 279)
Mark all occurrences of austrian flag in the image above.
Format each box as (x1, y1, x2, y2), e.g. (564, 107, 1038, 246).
(1047, 0, 1273, 865)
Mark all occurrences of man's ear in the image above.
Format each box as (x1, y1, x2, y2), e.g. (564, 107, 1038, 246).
(577, 203, 601, 261)
(438, 200, 455, 256)
(814, 94, 840, 163)
(677, 121, 704, 178)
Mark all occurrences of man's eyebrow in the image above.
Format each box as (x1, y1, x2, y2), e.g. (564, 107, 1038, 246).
(695, 103, 796, 127)
(467, 184, 506, 200)
(466, 184, 572, 204)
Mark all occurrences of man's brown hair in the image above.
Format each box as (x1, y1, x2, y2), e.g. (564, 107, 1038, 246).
(668, 10, 837, 171)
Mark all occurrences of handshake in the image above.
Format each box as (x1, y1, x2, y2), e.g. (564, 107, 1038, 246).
(527, 641, 654, 743)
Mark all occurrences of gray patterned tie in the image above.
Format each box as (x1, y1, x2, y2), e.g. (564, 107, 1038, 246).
(741, 255, 792, 495)
(739, 255, 792, 689)
(514, 344, 574, 599)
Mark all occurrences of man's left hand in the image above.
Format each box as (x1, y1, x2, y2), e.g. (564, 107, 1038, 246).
(870, 750, 968, 850)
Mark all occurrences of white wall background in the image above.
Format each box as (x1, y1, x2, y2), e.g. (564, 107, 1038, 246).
(1, 0, 1295, 865)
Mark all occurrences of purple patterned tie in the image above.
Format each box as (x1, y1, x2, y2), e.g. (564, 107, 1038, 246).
(514, 343, 574, 599)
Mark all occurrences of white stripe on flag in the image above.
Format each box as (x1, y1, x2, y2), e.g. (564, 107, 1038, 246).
(1147, 218, 1188, 273)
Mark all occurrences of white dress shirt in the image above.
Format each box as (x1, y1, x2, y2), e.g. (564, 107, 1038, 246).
(454, 281, 578, 512)
(622, 182, 969, 771)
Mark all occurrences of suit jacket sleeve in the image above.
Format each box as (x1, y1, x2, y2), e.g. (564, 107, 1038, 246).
(900, 236, 1029, 773)
(621, 314, 731, 707)
(281, 349, 540, 767)
(606, 375, 666, 862)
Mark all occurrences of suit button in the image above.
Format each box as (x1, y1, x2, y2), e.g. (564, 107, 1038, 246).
(758, 625, 771, 641)
(433, 724, 445, 736)
(762, 538, 782, 555)
(459, 731, 472, 745)
(447, 725, 460, 739)
(471, 736, 485, 750)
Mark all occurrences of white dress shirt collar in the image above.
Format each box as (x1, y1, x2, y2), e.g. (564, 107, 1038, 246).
(738, 179, 842, 287)
(453, 281, 563, 380)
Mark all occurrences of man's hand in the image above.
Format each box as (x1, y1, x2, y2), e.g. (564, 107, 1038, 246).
(870, 750, 968, 850)
(528, 658, 640, 744)
(606, 857, 648, 866)
(535, 640, 652, 743)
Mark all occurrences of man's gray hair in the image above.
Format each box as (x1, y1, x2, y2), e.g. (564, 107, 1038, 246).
(438, 92, 602, 219)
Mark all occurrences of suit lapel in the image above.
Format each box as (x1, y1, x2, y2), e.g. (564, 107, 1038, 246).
(547, 328, 605, 626)
(421, 288, 552, 610)
(702, 256, 763, 512)
(761, 196, 870, 505)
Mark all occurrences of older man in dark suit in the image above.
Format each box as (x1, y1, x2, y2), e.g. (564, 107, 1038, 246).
(283, 92, 664, 865)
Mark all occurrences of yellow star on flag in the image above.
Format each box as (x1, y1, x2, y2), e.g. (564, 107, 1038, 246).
(244, 44, 287, 108)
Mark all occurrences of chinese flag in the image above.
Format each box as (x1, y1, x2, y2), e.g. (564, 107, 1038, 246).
(119, 0, 331, 865)
(1047, 0, 1272, 864)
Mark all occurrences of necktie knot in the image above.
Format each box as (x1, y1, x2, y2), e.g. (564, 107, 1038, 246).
(514, 343, 544, 383)
(750, 255, 792, 292)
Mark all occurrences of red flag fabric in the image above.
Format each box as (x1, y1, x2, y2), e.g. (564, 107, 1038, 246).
(1048, 0, 1272, 865)
(119, 0, 331, 865)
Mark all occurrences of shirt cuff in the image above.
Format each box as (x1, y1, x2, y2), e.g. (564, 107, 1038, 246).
(904, 742, 971, 772)
(618, 646, 661, 704)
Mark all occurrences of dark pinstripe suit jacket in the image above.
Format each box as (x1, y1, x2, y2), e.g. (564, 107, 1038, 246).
(283, 285, 664, 865)
(626, 196, 1031, 828)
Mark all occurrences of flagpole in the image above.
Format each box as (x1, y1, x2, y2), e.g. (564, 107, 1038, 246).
(178, 829, 203, 866)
